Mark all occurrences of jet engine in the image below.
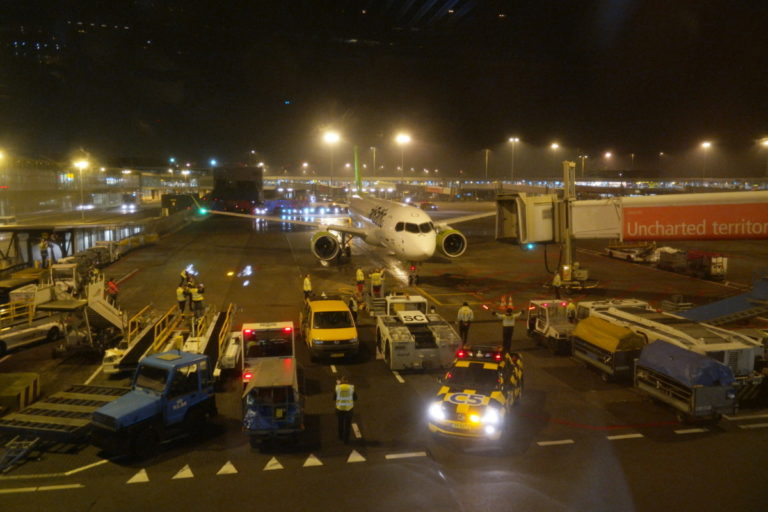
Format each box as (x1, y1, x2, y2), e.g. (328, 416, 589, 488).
(436, 229, 467, 258)
(310, 231, 341, 261)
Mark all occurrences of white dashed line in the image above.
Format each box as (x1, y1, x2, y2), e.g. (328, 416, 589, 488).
(606, 433, 644, 441)
(385, 451, 427, 460)
(330, 365, 338, 374)
(674, 428, 708, 435)
(536, 439, 575, 447)
(352, 422, 362, 439)
(738, 423, 768, 430)
(392, 371, 405, 383)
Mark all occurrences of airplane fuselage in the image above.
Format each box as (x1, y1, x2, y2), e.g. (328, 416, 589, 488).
(348, 195, 436, 262)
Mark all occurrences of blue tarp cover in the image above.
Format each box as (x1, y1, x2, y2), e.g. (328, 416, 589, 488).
(638, 340, 735, 387)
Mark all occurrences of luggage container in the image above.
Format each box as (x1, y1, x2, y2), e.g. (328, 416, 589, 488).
(635, 340, 737, 423)
(571, 317, 645, 381)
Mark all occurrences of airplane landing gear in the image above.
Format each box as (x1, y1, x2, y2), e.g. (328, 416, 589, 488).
(407, 264, 419, 286)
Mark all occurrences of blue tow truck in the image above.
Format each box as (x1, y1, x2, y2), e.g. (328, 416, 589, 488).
(91, 351, 217, 457)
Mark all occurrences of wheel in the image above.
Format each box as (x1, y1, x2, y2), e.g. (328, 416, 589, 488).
(249, 436, 260, 449)
(46, 326, 61, 343)
(384, 342, 392, 365)
(131, 427, 159, 459)
(376, 329, 383, 353)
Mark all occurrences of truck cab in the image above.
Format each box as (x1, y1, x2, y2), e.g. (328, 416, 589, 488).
(91, 351, 216, 457)
(526, 299, 574, 355)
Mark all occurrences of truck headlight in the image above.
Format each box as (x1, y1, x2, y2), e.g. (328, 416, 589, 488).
(482, 407, 501, 425)
(349, 338, 358, 344)
(428, 401, 445, 421)
(312, 339, 323, 346)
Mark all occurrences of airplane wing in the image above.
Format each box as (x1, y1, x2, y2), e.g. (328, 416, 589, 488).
(435, 210, 496, 228)
(204, 209, 370, 239)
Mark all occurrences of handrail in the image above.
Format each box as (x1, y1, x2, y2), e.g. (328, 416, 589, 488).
(126, 305, 152, 342)
(149, 305, 181, 354)
(217, 303, 235, 353)
(0, 301, 35, 327)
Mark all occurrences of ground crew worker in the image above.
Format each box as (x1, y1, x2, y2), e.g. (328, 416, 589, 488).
(179, 269, 193, 287)
(39, 235, 50, 268)
(369, 269, 383, 298)
(106, 277, 119, 306)
(566, 301, 577, 322)
(303, 273, 312, 300)
(348, 295, 359, 324)
(493, 307, 521, 352)
(176, 285, 187, 313)
(189, 283, 204, 317)
(355, 267, 365, 294)
(333, 376, 357, 444)
(552, 271, 562, 299)
(456, 302, 474, 346)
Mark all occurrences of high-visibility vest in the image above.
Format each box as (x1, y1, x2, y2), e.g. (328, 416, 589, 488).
(335, 384, 354, 411)
(457, 306, 473, 322)
(502, 313, 517, 327)
(303, 277, 312, 292)
(356, 269, 365, 282)
(176, 287, 186, 301)
(370, 272, 382, 286)
(349, 299, 358, 312)
(552, 273, 562, 287)
(189, 287, 203, 302)
(107, 281, 119, 295)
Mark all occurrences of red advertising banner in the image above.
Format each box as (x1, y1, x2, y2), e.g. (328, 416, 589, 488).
(623, 203, 768, 240)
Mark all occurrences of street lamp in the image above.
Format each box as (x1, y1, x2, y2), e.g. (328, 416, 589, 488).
(550, 143, 560, 176)
(74, 159, 89, 220)
(395, 133, 411, 177)
(760, 139, 768, 177)
(701, 141, 712, 179)
(578, 154, 588, 179)
(508, 137, 519, 181)
(323, 131, 341, 184)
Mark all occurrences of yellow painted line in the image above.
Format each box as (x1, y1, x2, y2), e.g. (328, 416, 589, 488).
(64, 459, 109, 476)
(414, 286, 443, 306)
(0, 486, 38, 494)
(428, 293, 473, 296)
(0, 484, 84, 494)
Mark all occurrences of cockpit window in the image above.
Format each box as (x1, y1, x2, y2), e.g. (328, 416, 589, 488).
(419, 222, 433, 233)
(405, 223, 420, 233)
(395, 222, 404, 232)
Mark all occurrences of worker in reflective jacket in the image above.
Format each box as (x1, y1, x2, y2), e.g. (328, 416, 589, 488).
(333, 376, 357, 444)
(369, 269, 384, 298)
(176, 285, 187, 314)
(303, 273, 312, 300)
(106, 278, 119, 306)
(189, 283, 204, 317)
(493, 307, 521, 352)
(355, 267, 365, 294)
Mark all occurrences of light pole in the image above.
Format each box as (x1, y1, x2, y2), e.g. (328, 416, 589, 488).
(483, 149, 490, 181)
(578, 154, 588, 180)
(604, 151, 612, 170)
(630, 153, 635, 170)
(323, 131, 341, 184)
(760, 139, 768, 177)
(74, 159, 89, 220)
(550, 142, 560, 177)
(395, 133, 411, 178)
(370, 147, 377, 178)
(508, 137, 519, 181)
(701, 141, 712, 180)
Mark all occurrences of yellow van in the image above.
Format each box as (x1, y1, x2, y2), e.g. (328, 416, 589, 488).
(300, 296, 359, 361)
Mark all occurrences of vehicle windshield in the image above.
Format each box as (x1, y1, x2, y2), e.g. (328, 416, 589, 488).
(245, 329, 293, 357)
(443, 365, 501, 391)
(390, 301, 427, 314)
(419, 222, 433, 233)
(405, 223, 420, 233)
(134, 365, 168, 393)
(314, 311, 353, 329)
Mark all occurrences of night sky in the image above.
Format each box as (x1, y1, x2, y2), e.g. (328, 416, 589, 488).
(2, 1, 768, 175)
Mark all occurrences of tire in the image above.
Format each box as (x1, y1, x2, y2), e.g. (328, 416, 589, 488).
(249, 436, 260, 449)
(131, 426, 159, 459)
(46, 326, 61, 343)
(376, 329, 383, 354)
(384, 342, 392, 366)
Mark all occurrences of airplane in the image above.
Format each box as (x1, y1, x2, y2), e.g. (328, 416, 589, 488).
(199, 191, 495, 281)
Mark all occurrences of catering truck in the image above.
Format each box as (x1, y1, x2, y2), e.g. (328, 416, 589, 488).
(375, 293, 461, 370)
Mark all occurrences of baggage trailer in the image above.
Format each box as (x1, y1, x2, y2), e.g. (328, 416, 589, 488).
(634, 340, 737, 423)
(571, 316, 645, 382)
